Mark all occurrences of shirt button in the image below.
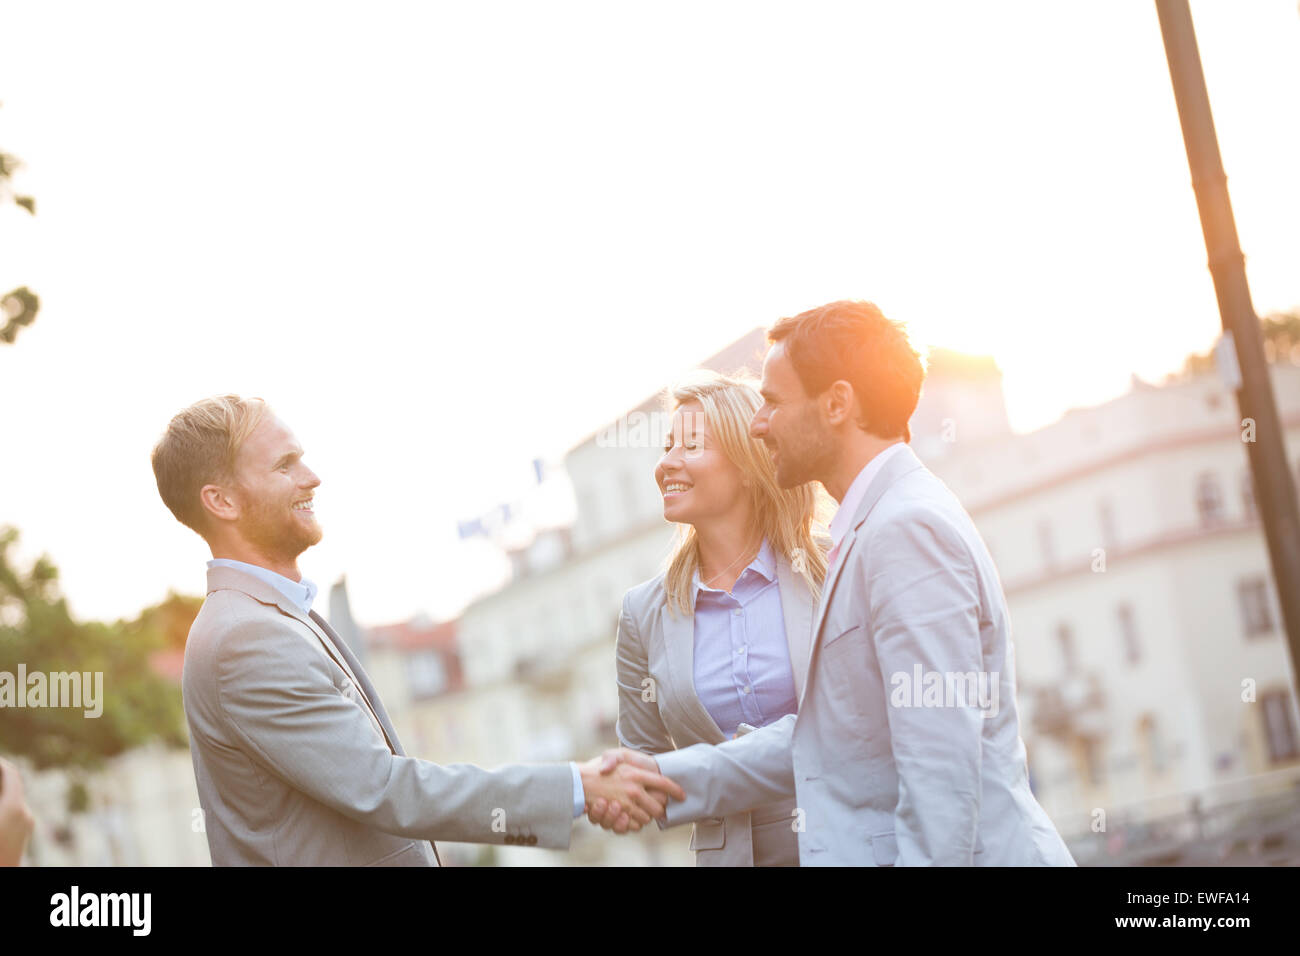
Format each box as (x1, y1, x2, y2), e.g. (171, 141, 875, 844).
(742, 685, 752, 695)
(733, 608, 743, 617)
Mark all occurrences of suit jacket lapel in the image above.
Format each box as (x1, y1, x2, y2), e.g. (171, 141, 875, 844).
(775, 552, 815, 702)
(204, 564, 441, 866)
(206, 566, 393, 751)
(659, 591, 728, 745)
(310, 610, 406, 757)
(806, 445, 928, 678)
(809, 525, 856, 660)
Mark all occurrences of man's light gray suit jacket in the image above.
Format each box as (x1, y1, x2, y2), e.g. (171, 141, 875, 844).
(183, 565, 572, 866)
(655, 444, 1076, 866)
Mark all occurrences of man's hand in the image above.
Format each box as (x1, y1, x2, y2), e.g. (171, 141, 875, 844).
(583, 748, 675, 834)
(0, 757, 35, 867)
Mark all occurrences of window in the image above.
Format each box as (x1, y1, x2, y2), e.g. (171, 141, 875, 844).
(1237, 576, 1274, 638)
(1260, 690, 1300, 763)
(1056, 622, 1076, 673)
(1117, 603, 1140, 666)
(408, 651, 448, 700)
(1079, 737, 1104, 787)
(583, 486, 604, 539)
(1037, 519, 1056, 569)
(1196, 473, 1225, 527)
(1098, 498, 1117, 549)
(620, 469, 641, 523)
(1137, 713, 1167, 774)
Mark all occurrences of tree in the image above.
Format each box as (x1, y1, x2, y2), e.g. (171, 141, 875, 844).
(1169, 309, 1300, 381)
(0, 527, 189, 774)
(1, 104, 40, 345)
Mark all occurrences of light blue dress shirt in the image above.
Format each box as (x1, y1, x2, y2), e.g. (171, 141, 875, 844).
(691, 538, 798, 739)
(207, 559, 319, 612)
(207, 559, 586, 818)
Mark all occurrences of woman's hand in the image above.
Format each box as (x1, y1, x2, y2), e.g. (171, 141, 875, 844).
(583, 749, 679, 833)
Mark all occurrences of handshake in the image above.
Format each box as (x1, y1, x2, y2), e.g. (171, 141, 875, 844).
(577, 749, 682, 833)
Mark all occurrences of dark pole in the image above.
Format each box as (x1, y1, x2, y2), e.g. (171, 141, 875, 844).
(1155, 0, 1300, 692)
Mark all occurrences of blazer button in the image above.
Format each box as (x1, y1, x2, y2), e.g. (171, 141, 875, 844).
(504, 834, 516, 845)
(527, 835, 538, 846)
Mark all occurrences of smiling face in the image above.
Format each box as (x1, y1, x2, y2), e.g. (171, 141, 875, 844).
(655, 401, 750, 528)
(229, 414, 322, 562)
(750, 341, 835, 489)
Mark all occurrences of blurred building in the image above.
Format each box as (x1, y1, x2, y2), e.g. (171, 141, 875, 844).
(441, 329, 1300, 866)
(923, 363, 1300, 864)
(29, 334, 1297, 867)
(439, 328, 1020, 865)
(20, 646, 209, 866)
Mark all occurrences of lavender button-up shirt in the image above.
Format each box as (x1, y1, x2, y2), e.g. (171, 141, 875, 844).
(691, 538, 798, 739)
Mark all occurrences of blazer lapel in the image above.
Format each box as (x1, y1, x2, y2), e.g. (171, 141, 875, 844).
(309, 610, 406, 757)
(806, 446, 928, 674)
(206, 566, 393, 750)
(204, 564, 442, 867)
(809, 525, 856, 658)
(659, 592, 728, 746)
(775, 553, 815, 702)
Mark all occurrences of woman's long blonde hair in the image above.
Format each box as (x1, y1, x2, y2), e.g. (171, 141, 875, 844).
(662, 371, 830, 616)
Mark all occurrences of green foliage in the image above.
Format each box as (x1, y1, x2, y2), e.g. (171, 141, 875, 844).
(1173, 309, 1300, 380)
(0, 527, 192, 772)
(1, 286, 40, 344)
(2, 107, 41, 345)
(130, 591, 205, 653)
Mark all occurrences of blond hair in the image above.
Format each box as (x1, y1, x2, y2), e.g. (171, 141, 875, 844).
(151, 395, 269, 535)
(662, 371, 830, 615)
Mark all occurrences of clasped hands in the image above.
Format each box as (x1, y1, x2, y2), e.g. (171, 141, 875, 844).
(579, 749, 682, 834)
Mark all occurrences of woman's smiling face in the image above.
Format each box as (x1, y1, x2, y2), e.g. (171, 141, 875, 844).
(654, 400, 748, 526)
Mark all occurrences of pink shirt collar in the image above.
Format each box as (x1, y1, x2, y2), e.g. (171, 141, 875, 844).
(828, 442, 908, 552)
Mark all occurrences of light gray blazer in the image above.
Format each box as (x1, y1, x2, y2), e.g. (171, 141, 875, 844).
(656, 445, 1076, 866)
(183, 565, 573, 866)
(615, 548, 818, 866)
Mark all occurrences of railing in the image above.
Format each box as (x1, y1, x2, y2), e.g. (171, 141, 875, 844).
(1062, 766, 1300, 866)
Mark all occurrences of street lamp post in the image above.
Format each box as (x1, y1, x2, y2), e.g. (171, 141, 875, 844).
(1155, 0, 1300, 693)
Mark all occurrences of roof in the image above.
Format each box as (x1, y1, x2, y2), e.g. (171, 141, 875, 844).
(366, 618, 458, 652)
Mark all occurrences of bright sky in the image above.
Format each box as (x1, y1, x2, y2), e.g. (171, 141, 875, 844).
(2, 1, 1298, 627)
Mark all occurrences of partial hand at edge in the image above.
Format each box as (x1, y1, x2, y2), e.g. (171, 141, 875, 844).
(0, 757, 35, 867)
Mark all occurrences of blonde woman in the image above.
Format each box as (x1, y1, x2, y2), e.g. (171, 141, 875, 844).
(605, 372, 828, 866)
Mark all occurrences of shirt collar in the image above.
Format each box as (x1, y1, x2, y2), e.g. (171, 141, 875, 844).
(692, 537, 776, 594)
(828, 442, 908, 550)
(207, 558, 318, 614)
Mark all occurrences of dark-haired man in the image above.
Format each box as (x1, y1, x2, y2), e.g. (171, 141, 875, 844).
(593, 300, 1073, 866)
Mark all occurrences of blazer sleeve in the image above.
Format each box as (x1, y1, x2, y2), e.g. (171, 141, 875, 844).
(866, 510, 986, 866)
(613, 591, 676, 755)
(213, 611, 573, 848)
(654, 713, 797, 826)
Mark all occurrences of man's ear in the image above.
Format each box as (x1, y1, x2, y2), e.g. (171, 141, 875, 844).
(821, 380, 858, 428)
(199, 483, 240, 525)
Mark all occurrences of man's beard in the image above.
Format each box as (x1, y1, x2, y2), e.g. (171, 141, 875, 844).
(239, 495, 322, 562)
(773, 421, 834, 490)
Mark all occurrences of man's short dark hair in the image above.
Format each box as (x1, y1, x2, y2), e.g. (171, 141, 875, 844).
(768, 300, 924, 442)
